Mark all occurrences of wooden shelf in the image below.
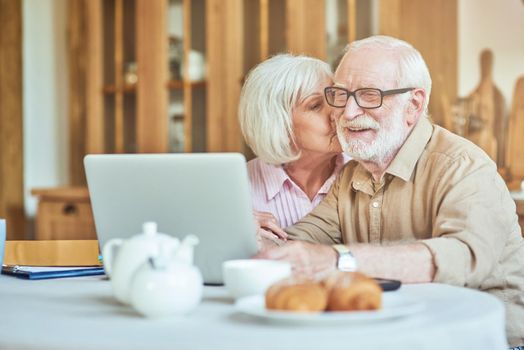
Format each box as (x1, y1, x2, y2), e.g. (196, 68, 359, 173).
(167, 79, 206, 90)
(102, 80, 206, 94)
(102, 84, 137, 94)
(31, 186, 90, 202)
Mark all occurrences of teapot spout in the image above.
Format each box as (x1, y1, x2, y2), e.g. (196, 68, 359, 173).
(174, 234, 199, 265)
(182, 234, 199, 247)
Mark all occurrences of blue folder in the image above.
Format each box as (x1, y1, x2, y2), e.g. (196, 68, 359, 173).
(1, 265, 105, 280)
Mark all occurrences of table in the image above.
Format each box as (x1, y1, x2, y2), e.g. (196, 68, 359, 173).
(0, 275, 508, 350)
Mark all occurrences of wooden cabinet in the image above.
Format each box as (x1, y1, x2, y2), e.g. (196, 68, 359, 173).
(70, 0, 207, 155)
(68, 0, 365, 186)
(69, 0, 215, 186)
(0, 0, 24, 240)
(31, 188, 97, 240)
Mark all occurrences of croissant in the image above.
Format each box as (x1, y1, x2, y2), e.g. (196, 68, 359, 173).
(323, 271, 382, 311)
(265, 277, 328, 312)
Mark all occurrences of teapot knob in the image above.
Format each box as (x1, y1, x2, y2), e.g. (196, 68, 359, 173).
(143, 221, 158, 236)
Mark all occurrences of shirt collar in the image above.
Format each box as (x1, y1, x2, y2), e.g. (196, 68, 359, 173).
(260, 154, 349, 201)
(386, 117, 433, 182)
(351, 164, 374, 195)
(258, 161, 289, 201)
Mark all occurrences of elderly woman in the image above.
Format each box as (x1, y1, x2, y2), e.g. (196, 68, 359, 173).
(239, 54, 350, 240)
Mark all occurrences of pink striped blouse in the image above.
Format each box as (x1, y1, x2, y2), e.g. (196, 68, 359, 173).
(247, 154, 351, 228)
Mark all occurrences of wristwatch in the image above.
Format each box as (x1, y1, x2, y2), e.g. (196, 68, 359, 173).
(332, 244, 357, 271)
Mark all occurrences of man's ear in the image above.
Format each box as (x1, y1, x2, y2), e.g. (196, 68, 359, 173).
(406, 88, 426, 126)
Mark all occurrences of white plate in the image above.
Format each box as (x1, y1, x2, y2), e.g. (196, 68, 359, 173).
(235, 293, 425, 325)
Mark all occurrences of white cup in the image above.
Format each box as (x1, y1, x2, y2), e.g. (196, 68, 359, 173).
(222, 259, 291, 299)
(0, 219, 5, 266)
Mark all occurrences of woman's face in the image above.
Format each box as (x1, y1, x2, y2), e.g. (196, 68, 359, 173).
(292, 77, 342, 157)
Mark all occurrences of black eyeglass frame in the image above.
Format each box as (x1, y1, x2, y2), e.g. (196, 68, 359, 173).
(324, 86, 415, 109)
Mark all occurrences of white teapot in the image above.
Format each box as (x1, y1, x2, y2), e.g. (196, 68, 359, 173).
(130, 235, 203, 318)
(102, 221, 180, 304)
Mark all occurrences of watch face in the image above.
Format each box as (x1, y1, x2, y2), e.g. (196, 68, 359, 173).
(338, 254, 357, 271)
(333, 245, 357, 272)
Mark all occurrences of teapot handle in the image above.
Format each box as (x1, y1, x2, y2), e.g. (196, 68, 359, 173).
(102, 238, 123, 278)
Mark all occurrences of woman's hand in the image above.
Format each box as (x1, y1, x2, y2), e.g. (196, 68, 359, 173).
(253, 211, 287, 240)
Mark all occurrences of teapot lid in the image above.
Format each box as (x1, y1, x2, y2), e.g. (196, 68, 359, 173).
(135, 221, 179, 248)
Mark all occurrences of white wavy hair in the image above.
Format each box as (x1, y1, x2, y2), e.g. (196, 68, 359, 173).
(238, 54, 332, 165)
(345, 35, 432, 117)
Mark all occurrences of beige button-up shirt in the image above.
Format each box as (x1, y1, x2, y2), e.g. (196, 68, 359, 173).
(286, 117, 524, 346)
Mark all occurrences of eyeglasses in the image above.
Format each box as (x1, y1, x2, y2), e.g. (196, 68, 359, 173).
(324, 86, 415, 109)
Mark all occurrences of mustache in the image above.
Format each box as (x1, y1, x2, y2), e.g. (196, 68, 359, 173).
(337, 116, 380, 130)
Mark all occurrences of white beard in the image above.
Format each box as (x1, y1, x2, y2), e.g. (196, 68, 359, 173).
(336, 110, 407, 163)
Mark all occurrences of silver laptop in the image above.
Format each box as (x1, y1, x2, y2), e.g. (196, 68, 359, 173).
(84, 153, 258, 284)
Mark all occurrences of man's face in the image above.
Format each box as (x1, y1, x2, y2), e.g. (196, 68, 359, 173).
(332, 49, 411, 163)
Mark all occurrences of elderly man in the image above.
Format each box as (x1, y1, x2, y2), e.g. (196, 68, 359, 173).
(256, 35, 524, 347)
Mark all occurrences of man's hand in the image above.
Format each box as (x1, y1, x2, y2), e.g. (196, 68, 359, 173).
(350, 243, 435, 283)
(254, 241, 337, 277)
(256, 228, 285, 252)
(253, 211, 287, 240)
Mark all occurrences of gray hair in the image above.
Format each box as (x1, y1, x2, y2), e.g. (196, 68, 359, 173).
(238, 54, 332, 165)
(345, 35, 432, 117)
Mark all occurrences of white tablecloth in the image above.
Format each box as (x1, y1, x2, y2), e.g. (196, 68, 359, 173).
(0, 275, 508, 350)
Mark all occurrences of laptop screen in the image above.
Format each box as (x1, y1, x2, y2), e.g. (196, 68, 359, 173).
(84, 153, 258, 284)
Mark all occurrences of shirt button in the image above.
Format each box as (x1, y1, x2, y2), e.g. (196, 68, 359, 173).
(372, 201, 380, 208)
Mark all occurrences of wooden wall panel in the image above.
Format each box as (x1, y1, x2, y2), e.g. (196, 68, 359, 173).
(136, 0, 169, 153)
(182, 0, 193, 152)
(268, 0, 286, 56)
(243, 0, 260, 73)
(286, 0, 326, 60)
(67, 0, 87, 185)
(380, 0, 457, 127)
(206, 0, 244, 152)
(85, 0, 104, 155)
(68, 0, 104, 185)
(379, 0, 402, 38)
(0, 0, 25, 239)
(347, 0, 356, 43)
(114, 0, 124, 153)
